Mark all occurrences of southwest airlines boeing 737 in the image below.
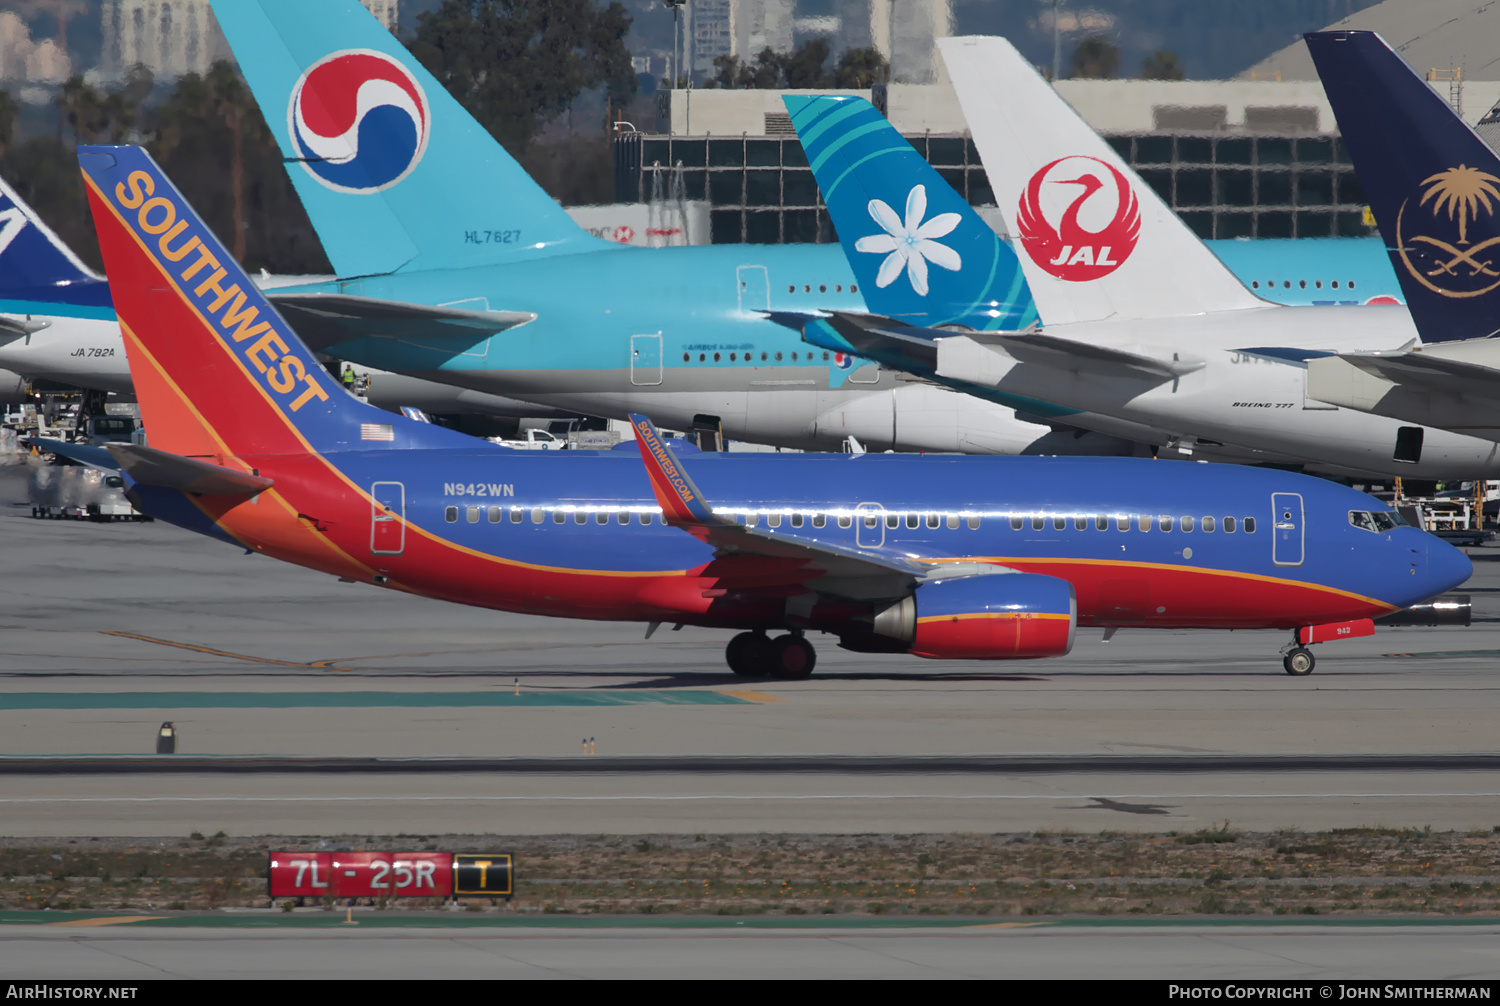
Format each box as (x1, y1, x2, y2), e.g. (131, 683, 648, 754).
(74, 143, 1468, 677)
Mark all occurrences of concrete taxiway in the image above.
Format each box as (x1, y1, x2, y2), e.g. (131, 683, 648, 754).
(3, 463, 1500, 835)
(3, 920, 1499, 980)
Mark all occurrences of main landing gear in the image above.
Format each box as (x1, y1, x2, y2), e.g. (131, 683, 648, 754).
(726, 631, 816, 680)
(1282, 646, 1315, 676)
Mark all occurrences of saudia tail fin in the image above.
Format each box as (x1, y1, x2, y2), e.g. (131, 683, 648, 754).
(208, 0, 606, 277)
(0, 174, 112, 317)
(78, 144, 477, 459)
(937, 36, 1265, 325)
(1307, 30, 1500, 342)
(783, 94, 1037, 329)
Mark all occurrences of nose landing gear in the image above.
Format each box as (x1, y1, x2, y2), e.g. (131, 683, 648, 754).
(725, 631, 817, 679)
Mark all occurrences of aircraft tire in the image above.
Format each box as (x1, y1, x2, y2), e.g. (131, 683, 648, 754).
(768, 634, 816, 680)
(726, 632, 772, 677)
(1283, 647, 1315, 676)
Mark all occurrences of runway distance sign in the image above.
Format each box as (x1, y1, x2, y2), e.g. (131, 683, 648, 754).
(453, 853, 513, 896)
(269, 851, 457, 898)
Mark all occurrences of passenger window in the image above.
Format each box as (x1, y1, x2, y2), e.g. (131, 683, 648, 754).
(947, 514, 959, 530)
(467, 506, 481, 523)
(746, 513, 759, 528)
(488, 506, 502, 523)
(791, 513, 804, 528)
(907, 513, 920, 529)
(775, 352, 783, 361)
(444, 506, 458, 523)
(837, 514, 852, 529)
(1010, 515, 1023, 531)
(508, 507, 522, 523)
(638, 511, 654, 525)
(812, 513, 826, 528)
(1074, 516, 1087, 530)
(1116, 516, 1130, 531)
(864, 514, 879, 529)
(1181, 516, 1194, 532)
(1095, 515, 1108, 531)
(768, 512, 782, 528)
(553, 510, 566, 524)
(927, 513, 940, 529)
(1244, 517, 1256, 533)
(1032, 516, 1044, 530)
(1158, 515, 1171, 532)
(1202, 516, 1215, 532)
(850, 284, 858, 293)
(1053, 516, 1065, 531)
(1138, 515, 1151, 532)
(1224, 516, 1236, 533)
(595, 511, 609, 524)
(617, 510, 630, 525)
(967, 515, 981, 530)
(886, 513, 899, 529)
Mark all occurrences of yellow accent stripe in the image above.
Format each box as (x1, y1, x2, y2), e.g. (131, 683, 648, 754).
(101, 631, 354, 671)
(718, 689, 788, 703)
(49, 916, 164, 927)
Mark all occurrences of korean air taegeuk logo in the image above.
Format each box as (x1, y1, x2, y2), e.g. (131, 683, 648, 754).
(288, 49, 430, 194)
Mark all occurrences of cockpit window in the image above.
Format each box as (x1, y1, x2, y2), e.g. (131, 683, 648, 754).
(1350, 509, 1405, 533)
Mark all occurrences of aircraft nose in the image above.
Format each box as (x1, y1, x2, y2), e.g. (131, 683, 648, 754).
(1425, 537, 1473, 598)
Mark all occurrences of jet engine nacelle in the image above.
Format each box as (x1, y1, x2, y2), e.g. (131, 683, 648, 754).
(872, 573, 1077, 659)
(812, 383, 1054, 454)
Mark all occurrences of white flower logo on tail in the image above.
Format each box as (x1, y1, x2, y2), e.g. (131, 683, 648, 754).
(854, 185, 962, 296)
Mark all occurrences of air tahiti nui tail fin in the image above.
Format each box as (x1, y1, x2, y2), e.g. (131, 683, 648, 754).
(783, 94, 1038, 330)
(1308, 29, 1500, 342)
(207, 0, 608, 278)
(77, 143, 480, 461)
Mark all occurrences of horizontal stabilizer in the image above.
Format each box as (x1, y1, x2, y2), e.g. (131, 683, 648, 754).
(105, 444, 275, 496)
(0, 316, 51, 338)
(267, 293, 535, 353)
(970, 332, 1203, 381)
(23, 437, 120, 471)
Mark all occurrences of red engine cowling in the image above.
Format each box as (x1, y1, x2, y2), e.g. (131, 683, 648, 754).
(872, 573, 1076, 659)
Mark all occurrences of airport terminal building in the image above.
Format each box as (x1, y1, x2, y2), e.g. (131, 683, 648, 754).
(616, 73, 1500, 246)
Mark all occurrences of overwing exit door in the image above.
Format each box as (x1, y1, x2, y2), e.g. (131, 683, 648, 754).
(371, 481, 406, 556)
(1271, 492, 1304, 567)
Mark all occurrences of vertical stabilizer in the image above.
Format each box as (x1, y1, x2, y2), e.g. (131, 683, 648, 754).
(937, 36, 1266, 324)
(78, 144, 477, 459)
(783, 94, 1037, 329)
(209, 0, 607, 277)
(0, 174, 112, 315)
(1308, 30, 1500, 342)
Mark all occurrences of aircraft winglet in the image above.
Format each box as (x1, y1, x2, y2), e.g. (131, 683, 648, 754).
(629, 413, 717, 525)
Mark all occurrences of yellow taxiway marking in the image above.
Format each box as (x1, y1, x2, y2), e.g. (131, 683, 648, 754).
(960, 922, 1054, 930)
(717, 690, 787, 703)
(101, 631, 353, 671)
(49, 916, 164, 927)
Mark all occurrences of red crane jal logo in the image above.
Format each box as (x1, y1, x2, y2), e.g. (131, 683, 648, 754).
(1016, 155, 1141, 281)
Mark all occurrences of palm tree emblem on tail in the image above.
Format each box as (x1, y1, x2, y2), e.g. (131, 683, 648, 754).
(1396, 164, 1500, 298)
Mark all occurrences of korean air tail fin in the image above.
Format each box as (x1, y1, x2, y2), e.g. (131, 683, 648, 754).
(208, 0, 606, 278)
(1307, 30, 1500, 342)
(937, 36, 1265, 324)
(78, 144, 479, 459)
(783, 94, 1037, 329)
(0, 174, 112, 316)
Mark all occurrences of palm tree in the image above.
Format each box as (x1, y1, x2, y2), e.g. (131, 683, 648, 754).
(1420, 165, 1500, 245)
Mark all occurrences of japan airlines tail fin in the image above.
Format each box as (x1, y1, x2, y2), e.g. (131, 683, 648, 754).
(1307, 30, 1500, 342)
(78, 144, 478, 460)
(0, 174, 112, 316)
(208, 0, 606, 277)
(937, 36, 1265, 324)
(783, 94, 1037, 329)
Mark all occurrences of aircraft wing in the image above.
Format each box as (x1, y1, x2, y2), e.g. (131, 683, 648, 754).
(1320, 350, 1500, 400)
(628, 413, 936, 601)
(266, 293, 536, 354)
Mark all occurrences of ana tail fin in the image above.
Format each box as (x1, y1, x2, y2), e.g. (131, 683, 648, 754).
(0, 174, 112, 316)
(78, 144, 476, 459)
(1308, 30, 1500, 341)
(208, 0, 606, 277)
(937, 36, 1265, 324)
(783, 94, 1037, 329)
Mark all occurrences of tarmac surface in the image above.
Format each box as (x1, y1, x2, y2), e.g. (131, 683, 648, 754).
(2, 919, 1499, 980)
(3, 463, 1500, 836)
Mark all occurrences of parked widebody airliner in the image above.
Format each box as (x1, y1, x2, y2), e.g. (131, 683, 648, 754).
(1302, 30, 1500, 443)
(191, 0, 1411, 460)
(75, 144, 1469, 676)
(782, 39, 1500, 479)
